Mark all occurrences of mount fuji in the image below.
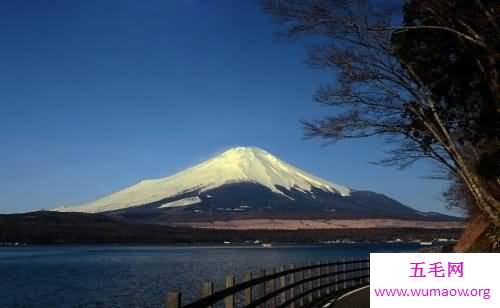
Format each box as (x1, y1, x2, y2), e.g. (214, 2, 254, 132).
(54, 146, 456, 225)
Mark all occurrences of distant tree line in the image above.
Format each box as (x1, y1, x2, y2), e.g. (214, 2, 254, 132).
(0, 211, 464, 245)
(261, 0, 499, 251)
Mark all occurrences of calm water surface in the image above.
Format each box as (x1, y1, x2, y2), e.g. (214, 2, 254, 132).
(0, 244, 419, 308)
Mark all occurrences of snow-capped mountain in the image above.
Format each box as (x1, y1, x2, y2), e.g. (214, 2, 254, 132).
(55, 147, 350, 213)
(54, 146, 454, 223)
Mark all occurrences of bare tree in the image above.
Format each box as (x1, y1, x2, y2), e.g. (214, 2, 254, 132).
(261, 0, 499, 249)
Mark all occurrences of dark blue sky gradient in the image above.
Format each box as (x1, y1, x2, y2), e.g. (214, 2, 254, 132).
(0, 0, 457, 215)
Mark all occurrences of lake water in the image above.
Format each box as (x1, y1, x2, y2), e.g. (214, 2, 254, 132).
(0, 244, 420, 308)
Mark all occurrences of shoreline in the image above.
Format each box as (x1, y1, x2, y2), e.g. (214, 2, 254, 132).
(170, 218, 464, 230)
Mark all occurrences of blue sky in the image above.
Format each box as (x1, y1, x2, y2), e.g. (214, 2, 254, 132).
(0, 0, 458, 215)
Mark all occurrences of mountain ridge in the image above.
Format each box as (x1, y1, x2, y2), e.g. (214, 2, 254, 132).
(54, 146, 351, 213)
(53, 146, 459, 223)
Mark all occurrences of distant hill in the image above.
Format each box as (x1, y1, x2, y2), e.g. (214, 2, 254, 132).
(0, 211, 463, 244)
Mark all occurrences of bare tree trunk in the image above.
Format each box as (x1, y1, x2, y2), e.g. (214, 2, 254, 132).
(423, 96, 500, 228)
(453, 174, 499, 251)
(426, 104, 500, 251)
(457, 162, 500, 220)
(261, 0, 500, 251)
(454, 212, 490, 252)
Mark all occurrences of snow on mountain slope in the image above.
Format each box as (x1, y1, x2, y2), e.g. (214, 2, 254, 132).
(158, 196, 202, 209)
(54, 146, 351, 213)
(54, 147, 350, 213)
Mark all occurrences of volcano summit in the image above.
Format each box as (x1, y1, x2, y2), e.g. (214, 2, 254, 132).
(54, 147, 457, 226)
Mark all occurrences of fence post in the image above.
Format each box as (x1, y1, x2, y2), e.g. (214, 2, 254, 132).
(306, 262, 313, 303)
(349, 257, 354, 288)
(315, 261, 322, 299)
(350, 258, 355, 288)
(225, 275, 235, 308)
(244, 272, 253, 306)
(166, 292, 181, 308)
(359, 258, 364, 285)
(325, 261, 331, 295)
(279, 265, 287, 306)
(256, 269, 266, 303)
(330, 261, 335, 294)
(289, 264, 295, 308)
(366, 259, 370, 284)
(298, 264, 304, 307)
(201, 282, 214, 308)
(350, 257, 355, 288)
(333, 262, 339, 292)
(266, 268, 276, 308)
(342, 258, 348, 290)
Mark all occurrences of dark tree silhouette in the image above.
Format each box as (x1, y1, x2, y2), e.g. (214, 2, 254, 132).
(394, 0, 500, 249)
(261, 0, 499, 250)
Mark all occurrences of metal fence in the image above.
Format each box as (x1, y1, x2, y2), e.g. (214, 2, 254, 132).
(166, 258, 370, 308)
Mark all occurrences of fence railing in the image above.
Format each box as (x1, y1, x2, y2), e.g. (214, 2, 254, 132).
(166, 258, 370, 308)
